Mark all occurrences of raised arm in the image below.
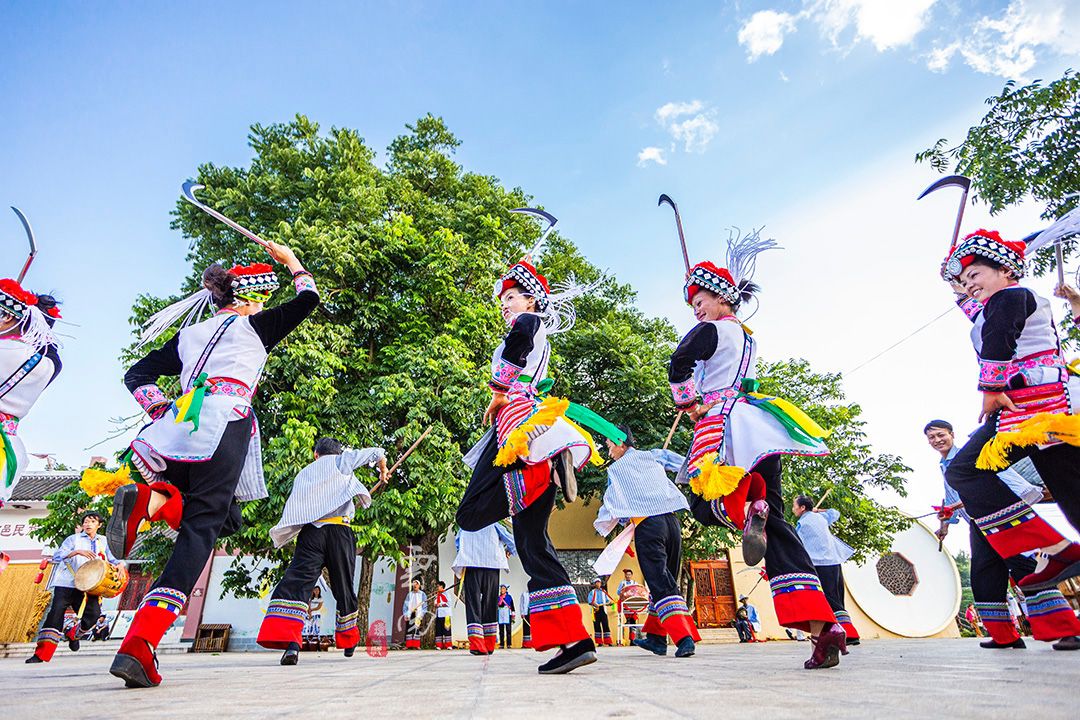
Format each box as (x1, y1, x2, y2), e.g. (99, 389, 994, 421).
(124, 335, 182, 419)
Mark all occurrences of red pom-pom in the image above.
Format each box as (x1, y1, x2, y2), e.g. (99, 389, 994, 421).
(46, 306, 62, 319)
(0, 278, 38, 306)
(228, 262, 274, 277)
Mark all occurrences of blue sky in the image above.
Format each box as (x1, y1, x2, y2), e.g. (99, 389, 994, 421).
(3, 1, 1079, 546)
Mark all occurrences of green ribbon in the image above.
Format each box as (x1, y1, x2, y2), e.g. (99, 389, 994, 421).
(179, 372, 210, 434)
(1, 424, 16, 489)
(520, 374, 625, 444)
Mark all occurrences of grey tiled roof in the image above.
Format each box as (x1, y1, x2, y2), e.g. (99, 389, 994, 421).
(9, 471, 79, 501)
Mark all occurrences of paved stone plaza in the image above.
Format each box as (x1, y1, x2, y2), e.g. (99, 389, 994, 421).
(4, 639, 1076, 719)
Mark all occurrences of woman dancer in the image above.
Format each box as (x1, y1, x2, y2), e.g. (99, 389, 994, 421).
(0, 281, 61, 505)
(457, 257, 606, 674)
(107, 241, 318, 688)
(669, 230, 843, 669)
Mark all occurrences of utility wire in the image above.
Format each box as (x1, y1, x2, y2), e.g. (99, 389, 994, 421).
(845, 305, 955, 375)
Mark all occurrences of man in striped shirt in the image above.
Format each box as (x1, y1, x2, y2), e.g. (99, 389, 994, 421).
(256, 436, 388, 665)
(595, 425, 699, 658)
(792, 496, 859, 644)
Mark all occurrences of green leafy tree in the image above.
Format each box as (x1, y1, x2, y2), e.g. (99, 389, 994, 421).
(916, 70, 1080, 280)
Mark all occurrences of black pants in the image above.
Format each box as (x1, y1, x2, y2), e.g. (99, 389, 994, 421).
(41, 586, 99, 639)
(946, 418, 1080, 537)
(734, 618, 752, 642)
(153, 417, 252, 596)
(512, 483, 576, 605)
(92, 626, 110, 641)
(592, 608, 610, 640)
(463, 566, 499, 634)
(499, 622, 512, 648)
(270, 524, 358, 620)
(692, 456, 820, 589)
(817, 563, 847, 610)
(969, 521, 1036, 604)
(635, 514, 683, 609)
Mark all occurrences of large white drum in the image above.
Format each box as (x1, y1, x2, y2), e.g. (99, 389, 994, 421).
(842, 518, 961, 637)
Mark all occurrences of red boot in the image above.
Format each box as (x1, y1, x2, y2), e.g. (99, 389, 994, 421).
(110, 589, 185, 688)
(108, 482, 183, 560)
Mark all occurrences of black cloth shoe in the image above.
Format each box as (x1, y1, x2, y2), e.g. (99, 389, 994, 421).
(281, 642, 301, 665)
(25, 655, 43, 664)
(846, 638, 860, 646)
(980, 637, 1026, 649)
(674, 637, 696, 658)
(538, 639, 597, 675)
(632, 634, 667, 656)
(68, 638, 80, 652)
(343, 647, 355, 657)
(470, 649, 486, 656)
(1052, 636, 1080, 651)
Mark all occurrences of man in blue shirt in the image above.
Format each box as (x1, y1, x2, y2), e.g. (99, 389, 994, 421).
(925, 419, 1078, 651)
(27, 511, 123, 663)
(793, 496, 859, 645)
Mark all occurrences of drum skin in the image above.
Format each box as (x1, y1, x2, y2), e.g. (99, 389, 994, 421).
(842, 519, 962, 638)
(74, 558, 129, 598)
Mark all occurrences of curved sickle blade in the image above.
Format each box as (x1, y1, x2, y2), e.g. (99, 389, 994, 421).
(658, 194, 690, 273)
(916, 174, 970, 200)
(917, 175, 971, 252)
(181, 181, 271, 250)
(511, 207, 559, 258)
(11, 207, 37, 283)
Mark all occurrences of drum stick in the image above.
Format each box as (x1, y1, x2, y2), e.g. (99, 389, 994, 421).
(813, 488, 832, 510)
(662, 413, 682, 450)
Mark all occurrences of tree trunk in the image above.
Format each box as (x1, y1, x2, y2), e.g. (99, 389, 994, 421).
(416, 529, 441, 649)
(356, 554, 376, 643)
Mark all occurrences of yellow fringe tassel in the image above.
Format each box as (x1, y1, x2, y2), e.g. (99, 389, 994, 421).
(79, 465, 135, 497)
(494, 396, 572, 467)
(689, 453, 748, 500)
(976, 413, 1080, 470)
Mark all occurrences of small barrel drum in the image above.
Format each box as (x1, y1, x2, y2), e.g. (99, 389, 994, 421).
(74, 557, 129, 598)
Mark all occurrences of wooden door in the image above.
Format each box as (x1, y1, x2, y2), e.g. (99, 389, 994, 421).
(0, 564, 53, 642)
(690, 559, 737, 628)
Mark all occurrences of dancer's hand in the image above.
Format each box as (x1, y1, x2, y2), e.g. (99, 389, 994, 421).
(935, 523, 949, 541)
(687, 402, 716, 422)
(483, 393, 509, 426)
(378, 456, 390, 484)
(979, 392, 1018, 423)
(265, 241, 303, 273)
(1054, 283, 1080, 318)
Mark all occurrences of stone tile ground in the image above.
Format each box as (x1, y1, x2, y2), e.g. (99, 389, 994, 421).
(4, 639, 1075, 719)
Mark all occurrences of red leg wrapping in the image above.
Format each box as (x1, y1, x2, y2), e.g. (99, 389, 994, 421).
(1026, 589, 1080, 642)
(769, 574, 836, 632)
(974, 503, 1064, 558)
(655, 595, 701, 644)
(32, 629, 61, 662)
(335, 610, 359, 650)
(528, 590, 590, 652)
(256, 599, 307, 649)
(642, 611, 666, 636)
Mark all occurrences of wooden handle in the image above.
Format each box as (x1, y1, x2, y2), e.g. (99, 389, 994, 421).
(370, 426, 434, 493)
(813, 488, 832, 510)
(662, 412, 683, 450)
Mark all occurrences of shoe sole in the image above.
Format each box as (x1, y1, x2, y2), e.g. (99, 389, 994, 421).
(805, 646, 840, 670)
(675, 648, 695, 658)
(538, 650, 597, 675)
(110, 653, 159, 688)
(1023, 560, 1080, 590)
(108, 484, 139, 560)
(280, 653, 299, 666)
(632, 642, 667, 656)
(558, 453, 577, 504)
(742, 513, 767, 567)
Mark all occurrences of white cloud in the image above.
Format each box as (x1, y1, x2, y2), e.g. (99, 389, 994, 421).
(779, 70, 791, 82)
(654, 100, 704, 126)
(738, 10, 798, 61)
(637, 147, 667, 167)
(926, 43, 958, 73)
(813, 0, 937, 52)
(653, 100, 718, 154)
(946, 0, 1080, 80)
